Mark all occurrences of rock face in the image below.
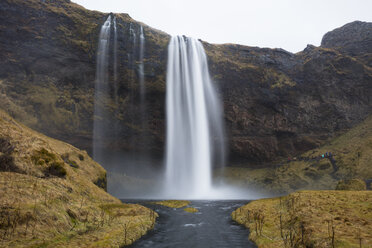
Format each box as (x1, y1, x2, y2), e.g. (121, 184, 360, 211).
(0, 0, 371, 168)
(321, 21, 372, 57)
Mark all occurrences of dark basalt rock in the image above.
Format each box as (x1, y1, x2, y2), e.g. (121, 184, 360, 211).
(0, 0, 371, 169)
(321, 21, 372, 55)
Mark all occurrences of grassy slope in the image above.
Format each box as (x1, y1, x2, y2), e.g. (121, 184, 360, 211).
(0, 110, 157, 247)
(232, 191, 372, 248)
(216, 115, 372, 194)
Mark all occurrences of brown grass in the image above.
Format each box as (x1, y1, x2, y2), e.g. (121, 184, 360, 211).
(0, 109, 157, 247)
(232, 191, 372, 248)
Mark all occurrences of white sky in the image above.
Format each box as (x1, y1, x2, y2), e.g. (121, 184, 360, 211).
(73, 0, 372, 53)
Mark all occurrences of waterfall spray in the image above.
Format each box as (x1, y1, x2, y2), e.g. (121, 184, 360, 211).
(165, 36, 225, 198)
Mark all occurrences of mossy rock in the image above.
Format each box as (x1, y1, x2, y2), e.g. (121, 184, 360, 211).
(183, 207, 198, 213)
(335, 179, 366, 190)
(153, 200, 190, 208)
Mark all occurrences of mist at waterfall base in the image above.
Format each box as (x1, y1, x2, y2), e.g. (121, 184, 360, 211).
(93, 17, 263, 200)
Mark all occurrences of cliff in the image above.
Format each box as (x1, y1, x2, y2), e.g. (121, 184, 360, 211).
(0, 0, 371, 168)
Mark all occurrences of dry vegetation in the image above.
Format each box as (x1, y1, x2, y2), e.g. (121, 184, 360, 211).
(0, 110, 157, 247)
(232, 191, 372, 248)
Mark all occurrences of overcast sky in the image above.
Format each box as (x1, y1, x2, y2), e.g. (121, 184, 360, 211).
(73, 0, 372, 53)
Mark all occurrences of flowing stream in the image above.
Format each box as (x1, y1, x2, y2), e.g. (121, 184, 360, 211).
(165, 36, 225, 198)
(127, 200, 256, 248)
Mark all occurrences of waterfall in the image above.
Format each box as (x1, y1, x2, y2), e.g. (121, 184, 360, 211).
(93, 16, 111, 161)
(139, 25, 145, 104)
(165, 36, 225, 198)
(113, 16, 118, 105)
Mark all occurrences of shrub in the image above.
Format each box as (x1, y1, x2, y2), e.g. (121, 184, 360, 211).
(335, 179, 366, 190)
(94, 173, 107, 191)
(0, 137, 14, 154)
(0, 154, 21, 173)
(45, 161, 67, 178)
(31, 148, 57, 165)
(78, 154, 84, 161)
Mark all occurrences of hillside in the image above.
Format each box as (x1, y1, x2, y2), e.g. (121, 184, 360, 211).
(232, 191, 372, 248)
(0, 0, 371, 169)
(216, 115, 372, 194)
(0, 109, 157, 247)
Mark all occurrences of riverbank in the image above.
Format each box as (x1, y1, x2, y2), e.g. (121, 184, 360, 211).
(232, 190, 372, 248)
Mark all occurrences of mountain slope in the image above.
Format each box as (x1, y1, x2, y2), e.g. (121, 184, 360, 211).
(0, 109, 156, 247)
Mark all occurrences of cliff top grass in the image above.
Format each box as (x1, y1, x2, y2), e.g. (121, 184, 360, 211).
(233, 190, 372, 248)
(0, 109, 157, 247)
(153, 200, 190, 208)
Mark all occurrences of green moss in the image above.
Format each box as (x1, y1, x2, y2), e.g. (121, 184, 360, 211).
(183, 207, 198, 213)
(153, 200, 190, 208)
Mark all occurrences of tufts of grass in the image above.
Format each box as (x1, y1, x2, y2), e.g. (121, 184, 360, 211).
(232, 191, 372, 248)
(31, 148, 57, 165)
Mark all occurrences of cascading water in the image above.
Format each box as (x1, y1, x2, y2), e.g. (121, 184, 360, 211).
(113, 16, 118, 105)
(165, 36, 225, 198)
(138, 25, 148, 157)
(93, 16, 111, 162)
(139, 25, 145, 103)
